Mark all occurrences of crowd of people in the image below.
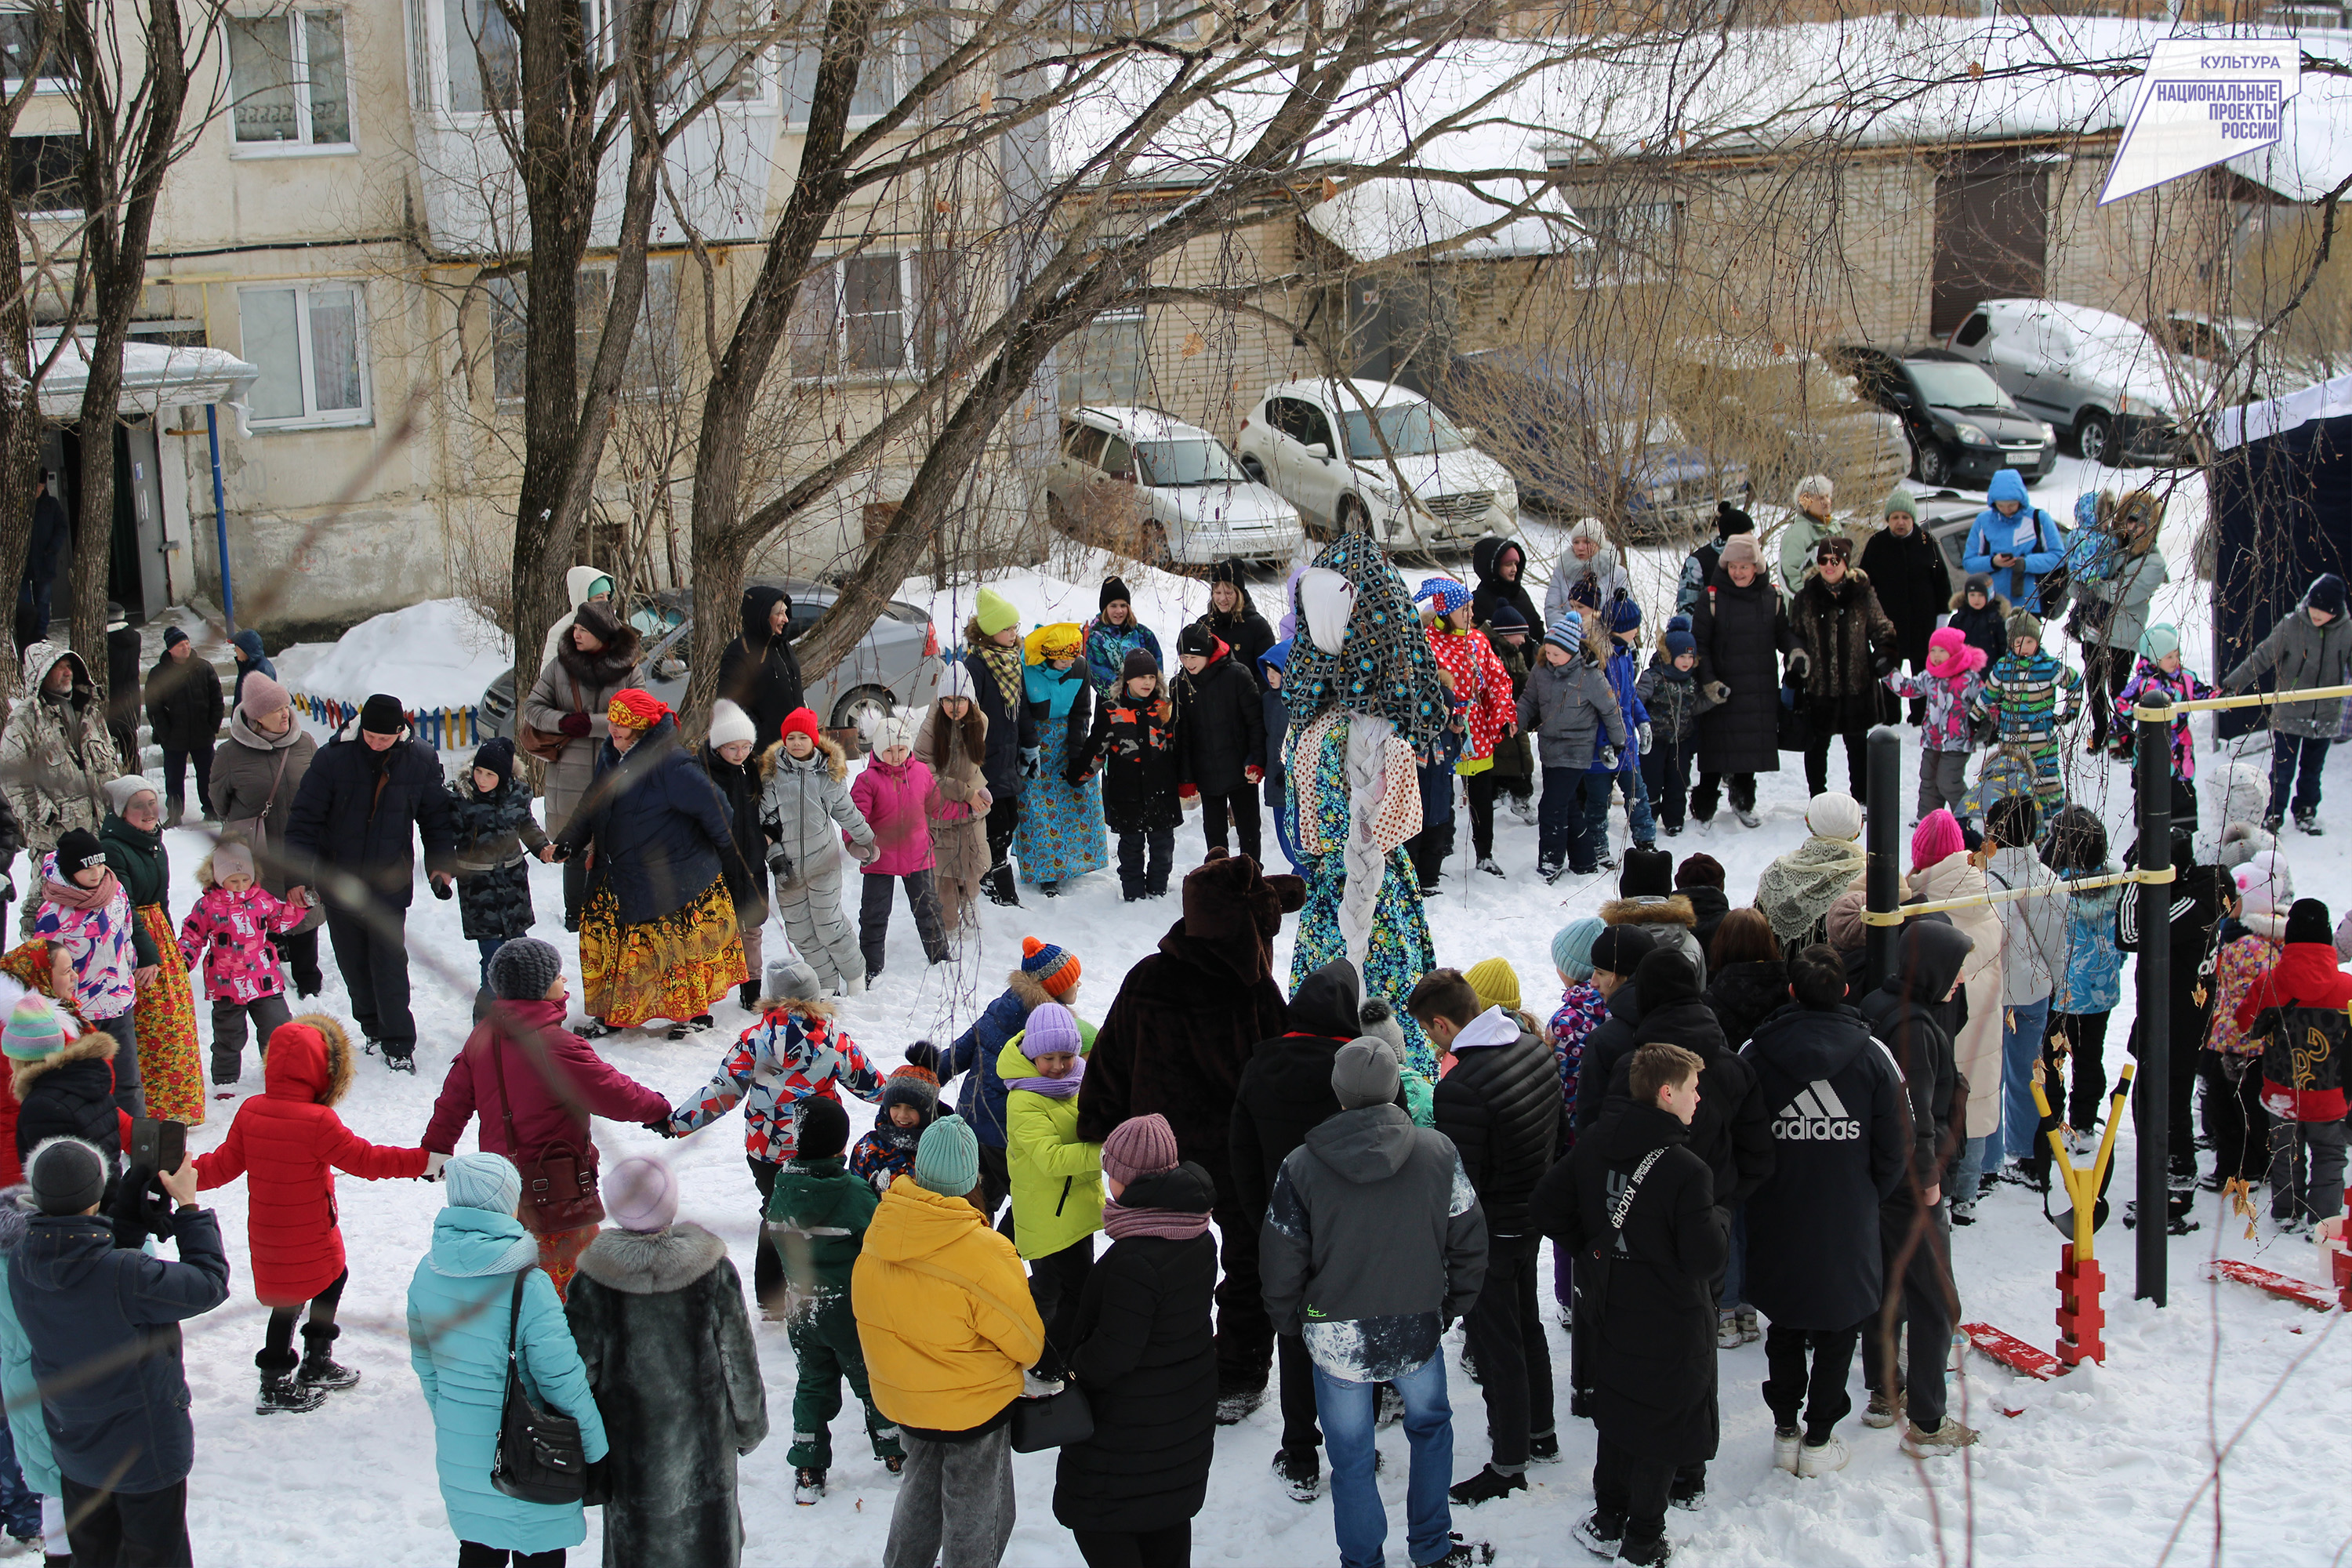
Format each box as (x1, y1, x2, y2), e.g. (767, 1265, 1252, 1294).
(0, 506, 2337, 1568)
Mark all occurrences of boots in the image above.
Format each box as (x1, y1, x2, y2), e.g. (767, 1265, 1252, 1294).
(298, 1323, 361, 1393)
(257, 1368, 327, 1414)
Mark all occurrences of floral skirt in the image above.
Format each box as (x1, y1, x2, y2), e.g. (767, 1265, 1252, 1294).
(1288, 846, 1438, 1077)
(1014, 724, 1108, 885)
(133, 904, 205, 1127)
(580, 878, 746, 1028)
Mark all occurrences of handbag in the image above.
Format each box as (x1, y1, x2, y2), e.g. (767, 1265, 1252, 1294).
(491, 1272, 590, 1504)
(1010, 1381, 1095, 1452)
(520, 670, 585, 765)
(1776, 677, 1812, 752)
(488, 1025, 604, 1232)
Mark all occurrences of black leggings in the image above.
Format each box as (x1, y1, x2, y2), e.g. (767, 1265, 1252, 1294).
(1072, 1523, 1190, 1568)
(2085, 644, 2134, 750)
(458, 1546, 564, 1568)
(749, 1157, 785, 1310)
(260, 1267, 348, 1374)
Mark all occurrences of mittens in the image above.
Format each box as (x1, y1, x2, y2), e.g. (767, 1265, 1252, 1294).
(557, 712, 591, 738)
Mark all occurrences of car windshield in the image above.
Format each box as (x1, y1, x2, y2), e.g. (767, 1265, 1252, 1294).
(1905, 361, 2017, 412)
(1341, 400, 1470, 460)
(1134, 438, 1247, 486)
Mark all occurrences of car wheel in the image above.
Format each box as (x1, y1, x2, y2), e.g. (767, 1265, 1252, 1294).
(1336, 495, 1370, 535)
(1915, 439, 1954, 487)
(832, 685, 894, 739)
(2074, 410, 2114, 465)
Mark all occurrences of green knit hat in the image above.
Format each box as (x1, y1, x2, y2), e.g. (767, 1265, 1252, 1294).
(1883, 486, 1918, 521)
(2, 995, 64, 1062)
(975, 588, 1020, 637)
(914, 1112, 981, 1196)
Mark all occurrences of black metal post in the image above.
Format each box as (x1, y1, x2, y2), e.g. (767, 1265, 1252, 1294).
(2135, 695, 2172, 1306)
(1866, 726, 1902, 989)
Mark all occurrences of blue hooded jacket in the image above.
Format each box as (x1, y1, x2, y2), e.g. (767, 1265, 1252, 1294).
(1962, 470, 2065, 614)
(230, 629, 277, 706)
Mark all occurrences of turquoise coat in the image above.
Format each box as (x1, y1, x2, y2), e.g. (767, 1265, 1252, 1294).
(0, 1239, 59, 1497)
(407, 1207, 609, 1555)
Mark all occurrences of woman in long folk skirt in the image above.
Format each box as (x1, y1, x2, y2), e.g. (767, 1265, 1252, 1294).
(1014, 623, 1108, 895)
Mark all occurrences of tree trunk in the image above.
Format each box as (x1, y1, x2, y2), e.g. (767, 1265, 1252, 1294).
(0, 204, 47, 699)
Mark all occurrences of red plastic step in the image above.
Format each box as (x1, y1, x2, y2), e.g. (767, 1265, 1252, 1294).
(1961, 1321, 2065, 1381)
(2209, 1258, 2342, 1312)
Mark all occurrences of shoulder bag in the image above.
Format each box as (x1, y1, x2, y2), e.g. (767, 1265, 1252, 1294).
(1011, 1380, 1095, 1452)
(2032, 509, 2074, 620)
(520, 669, 585, 766)
(489, 1026, 604, 1232)
(490, 1272, 590, 1504)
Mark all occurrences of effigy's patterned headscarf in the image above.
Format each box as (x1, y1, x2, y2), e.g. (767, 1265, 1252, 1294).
(1283, 532, 1446, 751)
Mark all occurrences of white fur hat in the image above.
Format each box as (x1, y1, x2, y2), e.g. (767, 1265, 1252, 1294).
(706, 698, 757, 750)
(2234, 848, 2292, 920)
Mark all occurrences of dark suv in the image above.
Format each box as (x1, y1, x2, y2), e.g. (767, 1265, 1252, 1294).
(1828, 344, 2057, 488)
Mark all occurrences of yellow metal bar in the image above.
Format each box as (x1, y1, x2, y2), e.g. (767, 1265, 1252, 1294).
(1858, 866, 2169, 925)
(2030, 1059, 2136, 1261)
(2138, 681, 2352, 719)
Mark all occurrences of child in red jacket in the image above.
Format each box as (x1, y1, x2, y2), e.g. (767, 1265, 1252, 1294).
(179, 841, 308, 1096)
(2234, 897, 2352, 1232)
(194, 1013, 432, 1413)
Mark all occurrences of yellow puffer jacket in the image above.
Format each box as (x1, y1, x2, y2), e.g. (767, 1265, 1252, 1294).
(852, 1177, 1044, 1432)
(996, 1029, 1103, 1262)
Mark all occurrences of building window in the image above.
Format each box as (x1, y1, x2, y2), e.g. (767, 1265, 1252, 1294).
(789, 251, 950, 379)
(241, 281, 370, 428)
(1057, 304, 1145, 410)
(1564, 194, 1681, 278)
(487, 259, 680, 403)
(228, 11, 353, 149)
(659, 0, 765, 106)
(0, 11, 70, 89)
(780, 31, 946, 129)
(444, 0, 521, 113)
(7, 135, 82, 215)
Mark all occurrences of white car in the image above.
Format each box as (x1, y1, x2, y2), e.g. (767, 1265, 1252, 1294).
(1235, 378, 1519, 550)
(1044, 405, 1305, 566)
(1944, 299, 2213, 465)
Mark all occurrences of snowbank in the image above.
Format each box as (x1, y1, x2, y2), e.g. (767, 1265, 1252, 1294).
(270, 599, 513, 713)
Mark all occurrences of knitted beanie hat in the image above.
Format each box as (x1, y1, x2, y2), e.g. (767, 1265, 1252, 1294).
(1675, 852, 1726, 891)
(1019, 1003, 1083, 1059)
(1, 996, 64, 1062)
(1607, 595, 1642, 634)
(101, 775, 156, 816)
(240, 673, 292, 719)
(1588, 925, 1656, 978)
(488, 938, 564, 1002)
(796, 1096, 851, 1161)
(1463, 957, 1521, 1015)
(2285, 896, 2333, 946)
(706, 698, 758, 750)
(1927, 626, 1969, 667)
(1100, 576, 1133, 614)
(27, 1138, 104, 1217)
(1177, 622, 1218, 658)
(603, 1153, 679, 1234)
(53, 829, 105, 878)
(444, 1152, 522, 1214)
(1806, 791, 1864, 842)
(1542, 614, 1584, 655)
(359, 693, 406, 735)
(1100, 1112, 1180, 1187)
(936, 662, 978, 703)
(1619, 845, 1674, 899)
(1021, 937, 1080, 998)
(914, 1114, 981, 1196)
(2234, 848, 2293, 920)
(205, 841, 256, 886)
(1884, 486, 1918, 520)
(764, 945, 822, 1002)
(2005, 609, 2043, 644)
(2138, 622, 2181, 662)
(1552, 916, 1606, 982)
(975, 587, 1021, 637)
(1912, 808, 1965, 871)
(470, 737, 517, 788)
(1331, 1038, 1402, 1110)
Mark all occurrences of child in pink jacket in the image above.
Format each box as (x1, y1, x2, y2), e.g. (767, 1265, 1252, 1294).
(180, 840, 308, 1093)
(849, 712, 948, 978)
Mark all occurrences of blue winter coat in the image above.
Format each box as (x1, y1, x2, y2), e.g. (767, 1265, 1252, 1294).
(556, 713, 735, 924)
(0, 1205, 60, 1497)
(1085, 617, 1163, 695)
(1590, 646, 1651, 773)
(942, 975, 1052, 1148)
(2052, 862, 2125, 1014)
(407, 1206, 609, 1555)
(1962, 471, 2066, 615)
(1258, 642, 1293, 807)
(8, 1207, 229, 1494)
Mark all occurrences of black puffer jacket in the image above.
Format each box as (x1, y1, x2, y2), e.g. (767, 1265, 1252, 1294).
(1738, 1002, 1906, 1330)
(1599, 953, 1773, 1208)
(1201, 562, 1276, 690)
(13, 1031, 125, 1173)
(1857, 921, 1972, 1192)
(1573, 983, 1646, 1132)
(1228, 960, 1361, 1222)
(715, 586, 805, 746)
(282, 717, 459, 909)
(1530, 1102, 1725, 1465)
(963, 636, 1036, 800)
(1690, 571, 1792, 774)
(1702, 958, 1788, 1050)
(699, 739, 768, 925)
(1432, 1009, 1560, 1238)
(1470, 535, 1541, 634)
(1054, 1161, 1218, 1535)
(143, 651, 223, 752)
(1174, 641, 1263, 796)
(1078, 684, 1182, 834)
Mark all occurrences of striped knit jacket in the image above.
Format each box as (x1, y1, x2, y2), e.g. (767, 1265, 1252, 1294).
(1974, 649, 2083, 742)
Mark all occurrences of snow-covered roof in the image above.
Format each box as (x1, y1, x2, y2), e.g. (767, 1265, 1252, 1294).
(2212, 367, 2352, 450)
(1051, 18, 2352, 220)
(34, 336, 259, 424)
(1306, 174, 1582, 262)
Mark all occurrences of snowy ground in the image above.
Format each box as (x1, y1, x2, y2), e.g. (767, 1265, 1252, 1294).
(161, 452, 2352, 1565)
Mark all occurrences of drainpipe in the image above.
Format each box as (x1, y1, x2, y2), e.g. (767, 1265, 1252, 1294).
(205, 403, 234, 629)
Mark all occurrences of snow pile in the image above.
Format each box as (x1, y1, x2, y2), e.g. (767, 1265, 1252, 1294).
(271, 599, 513, 713)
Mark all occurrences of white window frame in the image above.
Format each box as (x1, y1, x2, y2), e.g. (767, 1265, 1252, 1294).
(7, 132, 82, 220)
(239, 280, 374, 430)
(789, 249, 955, 383)
(225, 9, 358, 158)
(655, 0, 771, 111)
(420, 0, 605, 122)
(0, 10, 71, 93)
(485, 258, 681, 406)
(780, 34, 920, 132)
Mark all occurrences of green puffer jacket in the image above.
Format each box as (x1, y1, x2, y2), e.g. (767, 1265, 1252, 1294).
(998, 1027, 1103, 1261)
(763, 1155, 877, 1307)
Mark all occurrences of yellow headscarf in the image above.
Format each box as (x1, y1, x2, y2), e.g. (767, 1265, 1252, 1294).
(1025, 622, 1084, 666)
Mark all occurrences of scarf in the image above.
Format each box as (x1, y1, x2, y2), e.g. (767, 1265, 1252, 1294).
(44, 868, 120, 913)
(1755, 835, 1868, 945)
(975, 641, 1022, 710)
(1006, 1055, 1085, 1098)
(1102, 1199, 1211, 1242)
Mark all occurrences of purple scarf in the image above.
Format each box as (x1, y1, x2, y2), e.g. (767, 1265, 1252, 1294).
(1102, 1198, 1211, 1241)
(1005, 1055, 1085, 1098)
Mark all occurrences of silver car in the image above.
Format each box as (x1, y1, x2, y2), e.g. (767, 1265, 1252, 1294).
(1944, 299, 2212, 466)
(478, 578, 945, 743)
(1044, 405, 1305, 566)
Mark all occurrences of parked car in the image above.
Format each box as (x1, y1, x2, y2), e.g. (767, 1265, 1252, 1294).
(477, 578, 944, 743)
(1944, 299, 2212, 466)
(1433, 349, 1748, 541)
(1233, 377, 1519, 550)
(2147, 310, 2336, 404)
(1826, 344, 2057, 488)
(1044, 405, 1305, 566)
(1911, 488, 2006, 580)
(1663, 338, 1908, 512)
